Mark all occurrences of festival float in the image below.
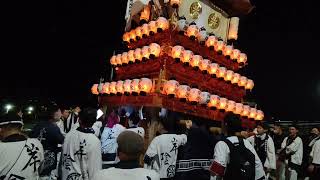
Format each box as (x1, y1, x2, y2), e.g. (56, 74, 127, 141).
(91, 0, 264, 130)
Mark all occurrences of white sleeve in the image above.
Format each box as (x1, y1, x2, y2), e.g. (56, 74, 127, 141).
(281, 137, 287, 149)
(88, 139, 102, 180)
(177, 134, 187, 146)
(213, 141, 229, 167)
(311, 140, 320, 165)
(265, 137, 276, 169)
(286, 137, 302, 154)
(246, 136, 255, 146)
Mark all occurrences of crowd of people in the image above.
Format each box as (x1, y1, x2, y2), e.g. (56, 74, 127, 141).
(0, 104, 320, 180)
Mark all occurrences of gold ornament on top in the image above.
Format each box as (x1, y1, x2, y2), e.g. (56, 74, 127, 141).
(208, 13, 220, 29)
(189, 2, 202, 19)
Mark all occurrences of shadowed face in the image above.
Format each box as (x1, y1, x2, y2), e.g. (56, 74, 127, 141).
(289, 127, 298, 137)
(256, 125, 266, 135)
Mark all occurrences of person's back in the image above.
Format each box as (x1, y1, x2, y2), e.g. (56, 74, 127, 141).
(209, 113, 265, 180)
(93, 167, 159, 180)
(94, 131, 160, 180)
(0, 113, 44, 180)
(61, 107, 102, 180)
(61, 129, 101, 180)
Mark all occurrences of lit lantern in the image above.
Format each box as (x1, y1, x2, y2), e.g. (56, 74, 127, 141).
(235, 103, 243, 115)
(128, 50, 135, 64)
(190, 55, 202, 69)
(231, 73, 240, 85)
(134, 48, 142, 63)
(110, 55, 117, 66)
(225, 70, 234, 82)
(123, 80, 132, 96)
(176, 85, 190, 102)
(186, 24, 198, 41)
(231, 49, 241, 61)
(242, 105, 250, 117)
(181, 50, 193, 65)
(223, 45, 233, 59)
(148, 21, 157, 35)
(215, 40, 225, 55)
(156, 17, 169, 32)
(249, 108, 257, 119)
(121, 52, 129, 65)
(139, 78, 153, 95)
(208, 63, 219, 78)
(238, 76, 248, 87)
(102, 82, 110, 95)
(170, 0, 181, 8)
(217, 67, 227, 79)
(199, 59, 210, 74)
(199, 91, 210, 105)
(91, 84, 99, 95)
(218, 98, 228, 111)
(188, 88, 201, 105)
(238, 53, 247, 66)
(171, 45, 184, 62)
(131, 79, 140, 96)
(142, 24, 149, 38)
(149, 43, 161, 59)
(140, 5, 150, 24)
(129, 30, 136, 42)
(116, 54, 122, 66)
(226, 100, 236, 112)
(123, 32, 130, 44)
(116, 80, 124, 95)
(228, 17, 239, 41)
(205, 35, 217, 49)
(164, 80, 179, 98)
(256, 110, 264, 120)
(109, 82, 117, 95)
(208, 95, 220, 109)
(135, 27, 143, 40)
(245, 79, 254, 90)
(141, 46, 150, 62)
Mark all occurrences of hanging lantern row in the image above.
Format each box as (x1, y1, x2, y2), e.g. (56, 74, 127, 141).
(162, 80, 264, 120)
(110, 43, 161, 66)
(91, 78, 153, 96)
(123, 17, 169, 44)
(175, 20, 247, 66)
(170, 45, 254, 90)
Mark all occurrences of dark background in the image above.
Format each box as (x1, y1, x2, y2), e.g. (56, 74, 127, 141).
(0, 0, 318, 121)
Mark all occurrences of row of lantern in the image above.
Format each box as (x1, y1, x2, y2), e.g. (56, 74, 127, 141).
(183, 24, 247, 66)
(110, 43, 161, 66)
(162, 79, 264, 120)
(91, 78, 153, 96)
(170, 45, 254, 90)
(123, 17, 169, 44)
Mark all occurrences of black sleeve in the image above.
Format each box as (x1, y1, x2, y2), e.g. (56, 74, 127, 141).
(48, 124, 64, 145)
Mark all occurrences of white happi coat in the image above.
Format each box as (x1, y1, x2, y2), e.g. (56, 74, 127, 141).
(247, 133, 277, 169)
(144, 134, 187, 178)
(0, 138, 44, 180)
(310, 139, 320, 165)
(281, 136, 303, 165)
(92, 121, 102, 138)
(61, 129, 102, 180)
(210, 136, 265, 180)
(93, 168, 160, 180)
(101, 124, 126, 155)
(126, 127, 145, 138)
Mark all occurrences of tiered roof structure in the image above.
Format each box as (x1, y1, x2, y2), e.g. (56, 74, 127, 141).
(91, 0, 264, 128)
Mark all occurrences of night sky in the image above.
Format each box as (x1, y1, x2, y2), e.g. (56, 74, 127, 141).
(1, 1, 318, 122)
